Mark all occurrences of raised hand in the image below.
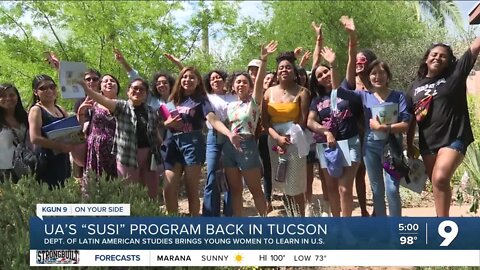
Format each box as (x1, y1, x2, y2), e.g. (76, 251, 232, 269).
(321, 47, 336, 65)
(300, 50, 312, 65)
(78, 98, 94, 116)
(340, 15, 355, 33)
(114, 48, 126, 62)
(164, 53, 181, 65)
(294, 47, 303, 59)
(302, 50, 312, 61)
(261, 40, 278, 60)
(311, 21, 323, 37)
(163, 53, 184, 70)
(45, 51, 60, 70)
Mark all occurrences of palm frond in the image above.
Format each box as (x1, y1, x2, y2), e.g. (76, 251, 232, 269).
(415, 0, 464, 30)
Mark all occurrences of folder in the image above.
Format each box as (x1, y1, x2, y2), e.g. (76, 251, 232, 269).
(42, 116, 84, 144)
(59, 61, 87, 99)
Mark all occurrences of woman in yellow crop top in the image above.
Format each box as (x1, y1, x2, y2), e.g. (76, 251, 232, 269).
(262, 51, 311, 216)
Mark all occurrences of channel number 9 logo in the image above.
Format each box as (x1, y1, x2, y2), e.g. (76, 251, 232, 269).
(438, 220, 458, 247)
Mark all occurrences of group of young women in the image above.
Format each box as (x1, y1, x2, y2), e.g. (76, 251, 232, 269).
(1, 16, 479, 218)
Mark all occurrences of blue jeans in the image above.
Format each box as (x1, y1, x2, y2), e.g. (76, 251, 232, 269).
(363, 133, 401, 217)
(202, 129, 233, 217)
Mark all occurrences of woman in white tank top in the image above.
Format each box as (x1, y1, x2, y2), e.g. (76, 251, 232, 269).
(0, 83, 29, 183)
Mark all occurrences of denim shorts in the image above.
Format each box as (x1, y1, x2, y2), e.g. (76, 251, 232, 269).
(223, 136, 261, 171)
(421, 139, 468, 156)
(347, 135, 362, 163)
(164, 130, 206, 170)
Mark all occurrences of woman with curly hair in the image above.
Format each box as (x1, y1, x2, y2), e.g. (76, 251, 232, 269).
(407, 38, 480, 217)
(263, 51, 311, 216)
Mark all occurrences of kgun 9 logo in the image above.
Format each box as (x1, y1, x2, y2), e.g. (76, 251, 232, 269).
(438, 220, 458, 247)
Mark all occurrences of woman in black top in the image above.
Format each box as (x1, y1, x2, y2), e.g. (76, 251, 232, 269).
(28, 75, 73, 188)
(407, 39, 480, 217)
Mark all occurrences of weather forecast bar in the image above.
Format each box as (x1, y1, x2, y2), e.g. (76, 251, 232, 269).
(30, 250, 479, 267)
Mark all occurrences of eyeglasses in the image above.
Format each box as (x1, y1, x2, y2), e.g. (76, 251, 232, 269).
(37, 84, 57, 91)
(85, 77, 100, 82)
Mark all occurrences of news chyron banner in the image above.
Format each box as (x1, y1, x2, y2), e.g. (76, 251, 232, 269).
(30, 204, 480, 267)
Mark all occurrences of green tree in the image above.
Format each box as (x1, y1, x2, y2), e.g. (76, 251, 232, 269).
(182, 0, 240, 72)
(0, 1, 239, 109)
(226, 1, 428, 74)
(409, 0, 463, 29)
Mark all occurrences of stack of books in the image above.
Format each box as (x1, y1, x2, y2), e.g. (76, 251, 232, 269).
(42, 116, 85, 145)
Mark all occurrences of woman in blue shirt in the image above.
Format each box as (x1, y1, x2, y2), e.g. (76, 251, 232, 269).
(322, 48, 411, 217)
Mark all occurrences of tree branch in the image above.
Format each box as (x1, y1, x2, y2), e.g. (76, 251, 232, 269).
(99, 34, 105, 71)
(0, 9, 30, 43)
(34, 6, 69, 60)
(148, 2, 175, 59)
(181, 28, 202, 61)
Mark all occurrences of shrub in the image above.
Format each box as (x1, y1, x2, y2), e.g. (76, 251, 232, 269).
(0, 174, 165, 269)
(454, 94, 480, 213)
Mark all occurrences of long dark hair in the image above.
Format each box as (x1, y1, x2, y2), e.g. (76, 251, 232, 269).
(150, 71, 175, 98)
(416, 43, 456, 79)
(169, 67, 207, 105)
(0, 83, 28, 128)
(309, 64, 331, 97)
(204, 70, 228, 94)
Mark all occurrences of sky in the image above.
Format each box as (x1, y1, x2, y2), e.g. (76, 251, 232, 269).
(453, 1, 480, 33)
(171, 1, 480, 60)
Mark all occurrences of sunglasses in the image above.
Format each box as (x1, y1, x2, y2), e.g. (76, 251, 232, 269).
(356, 56, 367, 65)
(37, 83, 56, 91)
(432, 42, 451, 48)
(85, 77, 100, 82)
